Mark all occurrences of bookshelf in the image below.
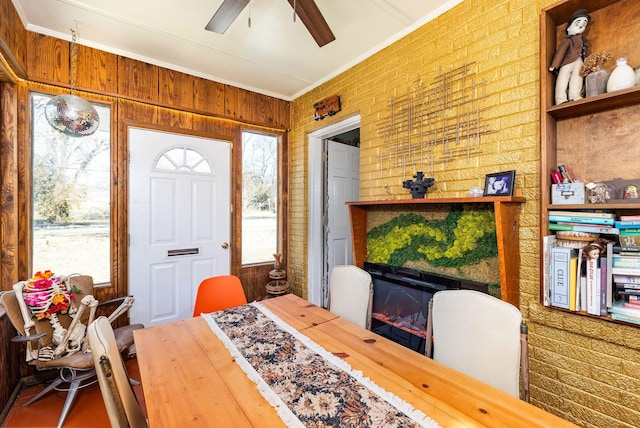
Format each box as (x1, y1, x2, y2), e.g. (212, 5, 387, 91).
(347, 196, 525, 307)
(540, 0, 640, 325)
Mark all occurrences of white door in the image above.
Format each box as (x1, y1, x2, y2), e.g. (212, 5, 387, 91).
(324, 139, 360, 306)
(128, 128, 231, 327)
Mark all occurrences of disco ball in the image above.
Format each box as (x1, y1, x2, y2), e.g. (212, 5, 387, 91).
(45, 94, 100, 137)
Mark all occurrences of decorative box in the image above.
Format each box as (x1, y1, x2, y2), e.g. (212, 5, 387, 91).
(552, 183, 585, 204)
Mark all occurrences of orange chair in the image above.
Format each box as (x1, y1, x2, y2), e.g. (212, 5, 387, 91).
(192, 275, 248, 316)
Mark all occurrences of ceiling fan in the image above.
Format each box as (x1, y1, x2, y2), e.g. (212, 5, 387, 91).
(205, 0, 335, 47)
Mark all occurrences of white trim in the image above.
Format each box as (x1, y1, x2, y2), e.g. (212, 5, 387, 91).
(307, 115, 361, 306)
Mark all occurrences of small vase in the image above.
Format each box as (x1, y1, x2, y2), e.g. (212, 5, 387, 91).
(607, 57, 636, 92)
(585, 69, 609, 97)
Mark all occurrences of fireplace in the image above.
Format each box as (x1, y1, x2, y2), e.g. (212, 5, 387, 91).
(364, 262, 489, 354)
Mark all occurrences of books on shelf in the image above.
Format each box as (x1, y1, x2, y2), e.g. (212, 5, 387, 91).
(620, 215, 640, 221)
(548, 211, 615, 219)
(586, 257, 600, 316)
(542, 235, 556, 307)
(548, 223, 620, 234)
(613, 274, 640, 284)
(609, 299, 640, 317)
(550, 246, 575, 310)
(618, 235, 640, 247)
(615, 220, 640, 228)
(548, 214, 615, 225)
(611, 255, 640, 269)
(610, 312, 640, 325)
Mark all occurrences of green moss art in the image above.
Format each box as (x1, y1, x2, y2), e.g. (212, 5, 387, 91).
(366, 206, 497, 272)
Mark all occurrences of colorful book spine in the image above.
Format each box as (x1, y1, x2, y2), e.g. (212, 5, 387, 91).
(611, 256, 640, 269)
(550, 246, 572, 309)
(586, 258, 600, 316)
(548, 215, 615, 225)
(542, 235, 556, 307)
(612, 275, 640, 284)
(610, 312, 640, 325)
(549, 210, 614, 219)
(609, 300, 640, 317)
(615, 220, 640, 228)
(548, 223, 619, 234)
(619, 235, 640, 247)
(620, 215, 640, 221)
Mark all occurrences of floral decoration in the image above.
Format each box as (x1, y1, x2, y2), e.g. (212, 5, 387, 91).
(580, 51, 612, 77)
(23, 270, 74, 320)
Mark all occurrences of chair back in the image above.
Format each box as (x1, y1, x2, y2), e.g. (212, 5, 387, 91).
(428, 289, 522, 398)
(88, 316, 148, 428)
(327, 265, 373, 329)
(2, 275, 97, 362)
(192, 275, 247, 316)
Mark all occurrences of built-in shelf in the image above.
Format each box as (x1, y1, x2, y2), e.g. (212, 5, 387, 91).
(347, 196, 526, 307)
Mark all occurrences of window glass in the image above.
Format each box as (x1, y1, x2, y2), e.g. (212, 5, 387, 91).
(31, 93, 111, 283)
(242, 131, 278, 264)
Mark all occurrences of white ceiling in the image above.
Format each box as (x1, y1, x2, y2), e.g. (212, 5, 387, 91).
(12, 0, 460, 100)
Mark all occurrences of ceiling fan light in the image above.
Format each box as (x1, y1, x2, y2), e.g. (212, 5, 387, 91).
(45, 94, 100, 137)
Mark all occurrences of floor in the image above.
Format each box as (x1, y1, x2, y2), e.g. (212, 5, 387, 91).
(1, 358, 146, 428)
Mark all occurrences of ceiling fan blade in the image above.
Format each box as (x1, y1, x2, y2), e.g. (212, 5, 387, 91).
(205, 0, 250, 34)
(286, 0, 335, 47)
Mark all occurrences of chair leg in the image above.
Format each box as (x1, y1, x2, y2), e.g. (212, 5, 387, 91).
(22, 376, 65, 407)
(520, 321, 530, 403)
(56, 377, 82, 428)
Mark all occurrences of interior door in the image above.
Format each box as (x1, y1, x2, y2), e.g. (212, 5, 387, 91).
(128, 128, 231, 327)
(324, 139, 360, 306)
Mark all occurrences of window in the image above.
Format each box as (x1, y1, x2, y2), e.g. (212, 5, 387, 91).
(31, 93, 111, 283)
(242, 131, 278, 264)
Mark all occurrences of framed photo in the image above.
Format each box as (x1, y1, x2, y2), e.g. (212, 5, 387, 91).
(483, 170, 515, 196)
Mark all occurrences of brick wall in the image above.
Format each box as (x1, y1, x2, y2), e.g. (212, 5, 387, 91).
(288, 1, 640, 427)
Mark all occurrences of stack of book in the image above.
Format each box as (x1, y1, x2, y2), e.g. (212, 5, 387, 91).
(548, 211, 618, 244)
(610, 244, 640, 324)
(543, 235, 613, 315)
(616, 215, 640, 249)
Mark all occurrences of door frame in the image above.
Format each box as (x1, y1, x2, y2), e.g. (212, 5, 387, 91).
(307, 114, 361, 306)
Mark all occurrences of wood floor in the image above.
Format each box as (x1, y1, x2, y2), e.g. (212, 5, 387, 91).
(1, 358, 146, 428)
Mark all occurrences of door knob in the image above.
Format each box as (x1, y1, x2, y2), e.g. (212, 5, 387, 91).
(221, 242, 229, 249)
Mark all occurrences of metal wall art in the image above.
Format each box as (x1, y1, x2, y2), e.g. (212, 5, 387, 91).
(376, 63, 494, 178)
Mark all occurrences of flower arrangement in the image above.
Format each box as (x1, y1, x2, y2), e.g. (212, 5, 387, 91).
(580, 51, 613, 77)
(23, 270, 74, 320)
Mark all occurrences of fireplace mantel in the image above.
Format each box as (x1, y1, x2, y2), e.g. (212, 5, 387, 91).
(347, 196, 526, 307)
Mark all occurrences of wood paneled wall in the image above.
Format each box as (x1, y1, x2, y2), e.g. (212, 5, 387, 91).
(0, 0, 290, 414)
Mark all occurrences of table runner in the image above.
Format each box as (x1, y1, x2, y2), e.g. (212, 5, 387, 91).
(202, 302, 440, 428)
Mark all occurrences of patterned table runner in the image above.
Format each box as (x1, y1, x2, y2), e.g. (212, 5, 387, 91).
(202, 302, 440, 428)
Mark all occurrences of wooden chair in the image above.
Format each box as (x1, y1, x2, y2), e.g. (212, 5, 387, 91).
(327, 265, 373, 329)
(192, 275, 247, 316)
(0, 275, 143, 427)
(425, 289, 529, 401)
(88, 316, 148, 428)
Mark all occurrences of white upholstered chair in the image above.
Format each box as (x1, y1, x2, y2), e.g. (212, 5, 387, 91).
(425, 289, 529, 400)
(88, 316, 148, 428)
(327, 265, 373, 329)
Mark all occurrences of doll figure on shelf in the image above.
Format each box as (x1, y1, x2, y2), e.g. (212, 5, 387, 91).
(582, 239, 608, 260)
(549, 9, 591, 105)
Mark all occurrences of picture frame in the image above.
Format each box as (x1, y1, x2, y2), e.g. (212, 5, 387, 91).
(483, 170, 515, 196)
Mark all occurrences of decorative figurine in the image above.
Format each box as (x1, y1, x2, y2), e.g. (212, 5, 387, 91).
(623, 184, 639, 199)
(402, 171, 434, 199)
(549, 9, 591, 105)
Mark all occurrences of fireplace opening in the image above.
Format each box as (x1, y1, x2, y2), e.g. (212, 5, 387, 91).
(364, 262, 489, 354)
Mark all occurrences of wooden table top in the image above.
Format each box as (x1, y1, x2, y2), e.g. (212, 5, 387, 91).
(134, 294, 577, 427)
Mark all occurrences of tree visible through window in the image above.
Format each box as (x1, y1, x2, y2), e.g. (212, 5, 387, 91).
(31, 93, 111, 283)
(242, 131, 278, 264)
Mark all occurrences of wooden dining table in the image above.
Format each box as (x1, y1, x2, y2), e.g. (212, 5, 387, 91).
(133, 293, 577, 427)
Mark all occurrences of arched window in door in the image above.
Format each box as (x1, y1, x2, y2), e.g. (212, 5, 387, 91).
(154, 147, 213, 174)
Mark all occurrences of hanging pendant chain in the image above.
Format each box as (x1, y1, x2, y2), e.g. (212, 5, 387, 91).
(70, 24, 78, 92)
